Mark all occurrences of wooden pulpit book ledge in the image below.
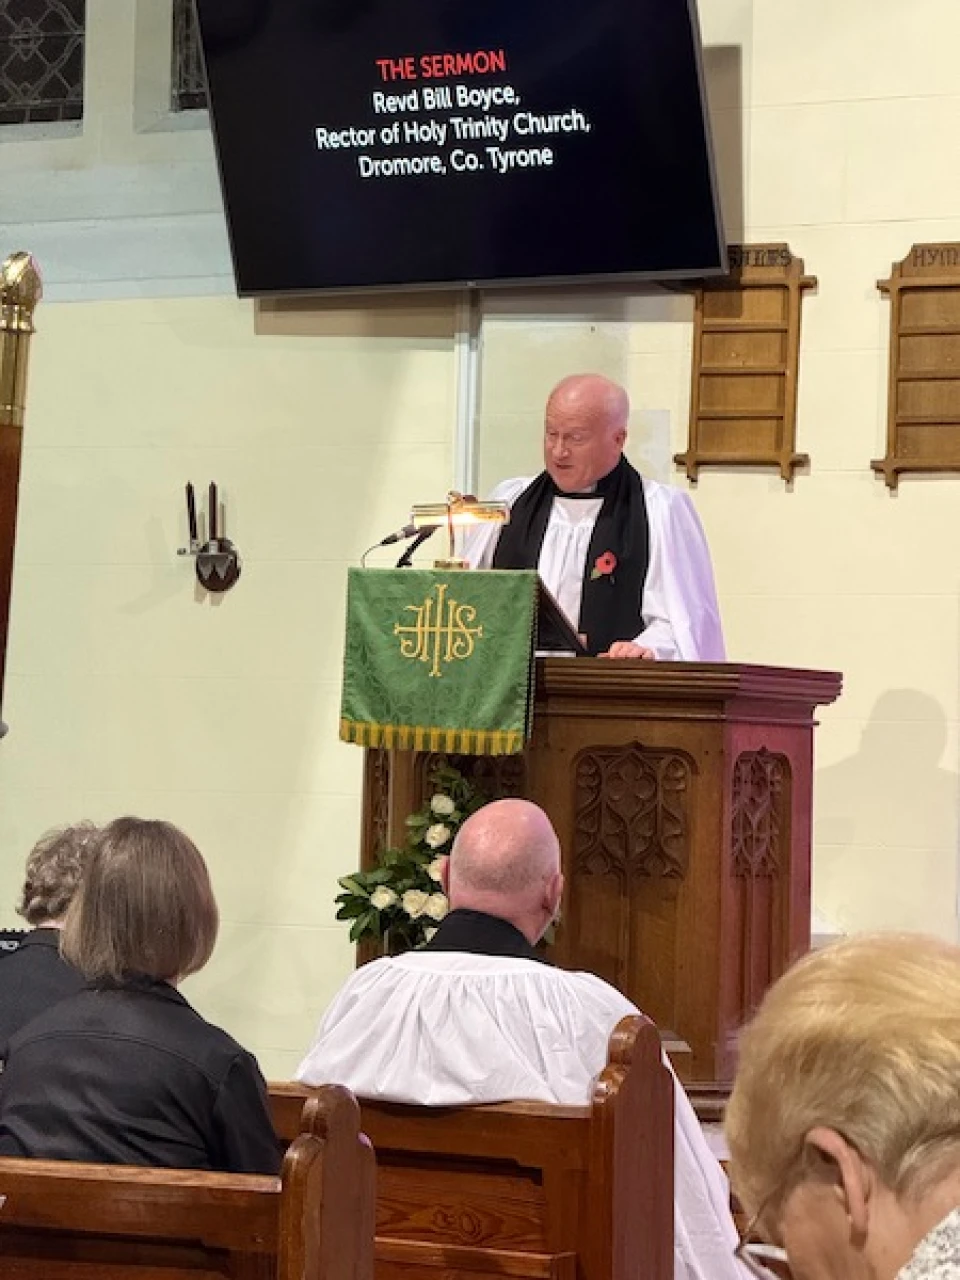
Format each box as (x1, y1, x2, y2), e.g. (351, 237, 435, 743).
(535, 578, 588, 655)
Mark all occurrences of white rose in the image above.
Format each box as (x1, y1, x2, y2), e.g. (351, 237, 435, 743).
(370, 886, 398, 911)
(424, 893, 449, 922)
(430, 793, 456, 816)
(402, 889, 430, 919)
(427, 857, 446, 883)
(425, 823, 452, 848)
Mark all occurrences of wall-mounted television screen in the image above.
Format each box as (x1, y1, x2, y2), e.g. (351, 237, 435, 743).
(196, 0, 725, 296)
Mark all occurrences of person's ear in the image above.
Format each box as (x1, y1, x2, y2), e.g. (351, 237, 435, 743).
(544, 870, 564, 919)
(803, 1126, 873, 1240)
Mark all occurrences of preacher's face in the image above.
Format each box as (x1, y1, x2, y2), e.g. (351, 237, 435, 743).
(543, 388, 626, 493)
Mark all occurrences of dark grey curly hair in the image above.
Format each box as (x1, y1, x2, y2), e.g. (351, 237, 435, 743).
(17, 822, 99, 926)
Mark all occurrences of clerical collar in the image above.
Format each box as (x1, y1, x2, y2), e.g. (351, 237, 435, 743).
(421, 908, 550, 964)
(549, 458, 624, 501)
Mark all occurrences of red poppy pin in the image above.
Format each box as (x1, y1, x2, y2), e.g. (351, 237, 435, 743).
(591, 551, 617, 580)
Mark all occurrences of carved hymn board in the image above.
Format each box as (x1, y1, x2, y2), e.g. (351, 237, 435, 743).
(872, 244, 960, 489)
(676, 244, 816, 483)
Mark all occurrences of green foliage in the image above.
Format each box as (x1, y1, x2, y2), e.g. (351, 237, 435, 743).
(334, 763, 485, 953)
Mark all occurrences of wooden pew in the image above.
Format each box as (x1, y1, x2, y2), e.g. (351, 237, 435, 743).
(271, 1015, 673, 1280)
(0, 1083, 375, 1280)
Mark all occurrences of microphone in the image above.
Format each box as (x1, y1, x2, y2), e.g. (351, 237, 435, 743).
(396, 524, 439, 568)
(380, 522, 439, 546)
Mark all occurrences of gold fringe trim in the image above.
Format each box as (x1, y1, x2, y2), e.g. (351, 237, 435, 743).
(340, 718, 523, 756)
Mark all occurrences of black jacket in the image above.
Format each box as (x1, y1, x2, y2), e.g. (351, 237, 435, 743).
(0, 974, 280, 1175)
(0, 928, 86, 1061)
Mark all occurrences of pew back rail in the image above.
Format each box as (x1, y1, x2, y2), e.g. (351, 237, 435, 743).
(0, 1083, 375, 1280)
(272, 1014, 673, 1280)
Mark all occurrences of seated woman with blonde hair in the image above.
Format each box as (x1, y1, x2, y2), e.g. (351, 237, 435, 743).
(0, 817, 279, 1175)
(726, 933, 960, 1280)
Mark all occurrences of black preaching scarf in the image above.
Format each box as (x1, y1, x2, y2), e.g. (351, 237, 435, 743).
(492, 457, 650, 656)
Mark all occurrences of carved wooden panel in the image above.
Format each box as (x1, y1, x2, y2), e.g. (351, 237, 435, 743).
(360, 662, 842, 1083)
(365, 747, 391, 853)
(872, 244, 960, 488)
(572, 744, 693, 882)
(676, 244, 816, 482)
(375, 1165, 548, 1249)
(732, 748, 788, 878)
(413, 752, 527, 809)
(731, 748, 792, 1019)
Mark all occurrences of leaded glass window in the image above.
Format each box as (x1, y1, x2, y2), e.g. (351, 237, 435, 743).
(171, 0, 207, 112)
(0, 0, 85, 126)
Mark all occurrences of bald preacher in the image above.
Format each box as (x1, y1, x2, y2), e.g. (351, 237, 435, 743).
(465, 374, 725, 662)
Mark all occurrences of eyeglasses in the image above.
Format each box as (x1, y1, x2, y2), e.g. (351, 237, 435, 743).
(735, 1199, 793, 1280)
(734, 1238, 793, 1280)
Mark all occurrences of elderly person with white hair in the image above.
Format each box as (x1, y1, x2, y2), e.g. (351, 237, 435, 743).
(0, 821, 97, 1061)
(725, 933, 960, 1280)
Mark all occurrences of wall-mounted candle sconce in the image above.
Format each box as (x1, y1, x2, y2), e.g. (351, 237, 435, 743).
(177, 482, 241, 593)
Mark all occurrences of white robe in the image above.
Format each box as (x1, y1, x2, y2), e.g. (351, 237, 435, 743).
(462, 475, 725, 661)
(297, 953, 747, 1280)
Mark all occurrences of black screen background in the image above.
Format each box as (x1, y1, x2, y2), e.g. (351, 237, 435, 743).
(196, 0, 725, 295)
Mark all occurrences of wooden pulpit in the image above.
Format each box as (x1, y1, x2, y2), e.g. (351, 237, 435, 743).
(358, 660, 842, 1091)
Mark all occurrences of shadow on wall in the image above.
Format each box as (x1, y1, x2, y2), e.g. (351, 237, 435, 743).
(814, 690, 960, 938)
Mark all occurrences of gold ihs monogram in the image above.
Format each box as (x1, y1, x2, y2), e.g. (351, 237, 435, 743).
(394, 582, 484, 678)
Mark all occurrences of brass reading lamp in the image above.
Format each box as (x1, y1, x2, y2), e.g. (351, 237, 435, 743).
(409, 492, 509, 569)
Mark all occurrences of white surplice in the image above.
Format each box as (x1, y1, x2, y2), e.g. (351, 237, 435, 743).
(462, 475, 725, 661)
(296, 953, 747, 1280)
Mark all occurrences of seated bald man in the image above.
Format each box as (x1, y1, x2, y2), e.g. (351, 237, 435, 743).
(297, 799, 744, 1280)
(464, 374, 724, 660)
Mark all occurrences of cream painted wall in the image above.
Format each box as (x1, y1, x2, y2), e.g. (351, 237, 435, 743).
(3, 0, 960, 1082)
(0, 0, 457, 1078)
(477, 0, 960, 942)
(0, 296, 455, 1076)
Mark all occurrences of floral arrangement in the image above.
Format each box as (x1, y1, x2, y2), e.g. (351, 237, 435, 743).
(335, 763, 486, 953)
